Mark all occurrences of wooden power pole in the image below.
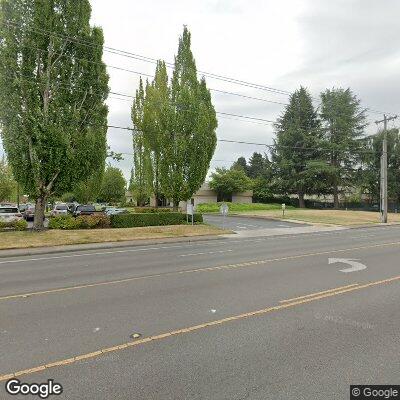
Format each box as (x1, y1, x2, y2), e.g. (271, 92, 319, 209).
(375, 114, 398, 223)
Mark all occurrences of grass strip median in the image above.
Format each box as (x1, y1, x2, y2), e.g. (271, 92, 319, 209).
(0, 224, 227, 250)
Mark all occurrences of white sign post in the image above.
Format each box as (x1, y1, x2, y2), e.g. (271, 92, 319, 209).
(220, 203, 229, 229)
(186, 203, 194, 225)
(282, 203, 286, 217)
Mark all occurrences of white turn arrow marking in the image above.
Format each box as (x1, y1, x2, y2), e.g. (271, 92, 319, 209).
(328, 258, 367, 273)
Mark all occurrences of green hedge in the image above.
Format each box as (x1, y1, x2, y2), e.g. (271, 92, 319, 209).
(110, 212, 203, 228)
(48, 215, 111, 230)
(0, 219, 28, 231)
(133, 207, 172, 213)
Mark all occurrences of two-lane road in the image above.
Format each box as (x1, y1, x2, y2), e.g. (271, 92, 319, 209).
(1, 223, 400, 399)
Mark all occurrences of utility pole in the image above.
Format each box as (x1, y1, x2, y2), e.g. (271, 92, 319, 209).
(375, 114, 398, 223)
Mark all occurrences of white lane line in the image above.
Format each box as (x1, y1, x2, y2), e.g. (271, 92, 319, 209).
(0, 225, 397, 265)
(180, 250, 233, 257)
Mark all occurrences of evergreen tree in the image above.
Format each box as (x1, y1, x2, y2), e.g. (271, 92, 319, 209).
(360, 129, 400, 205)
(232, 157, 248, 173)
(320, 88, 367, 208)
(0, 0, 109, 229)
(159, 27, 217, 209)
(248, 152, 268, 178)
(272, 87, 322, 207)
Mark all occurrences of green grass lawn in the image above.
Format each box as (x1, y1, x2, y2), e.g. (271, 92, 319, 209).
(196, 202, 294, 213)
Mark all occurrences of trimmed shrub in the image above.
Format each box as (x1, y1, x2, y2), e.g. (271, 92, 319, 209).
(0, 219, 28, 231)
(134, 207, 172, 213)
(48, 214, 110, 230)
(14, 219, 28, 231)
(110, 212, 203, 228)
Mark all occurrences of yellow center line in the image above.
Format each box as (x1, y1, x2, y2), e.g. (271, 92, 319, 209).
(1, 240, 399, 302)
(279, 283, 360, 303)
(1, 274, 399, 382)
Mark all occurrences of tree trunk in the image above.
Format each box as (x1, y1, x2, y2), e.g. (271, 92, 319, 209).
(172, 200, 179, 212)
(298, 192, 305, 208)
(33, 195, 47, 231)
(333, 186, 340, 209)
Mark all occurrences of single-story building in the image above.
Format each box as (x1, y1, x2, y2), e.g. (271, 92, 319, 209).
(126, 182, 253, 208)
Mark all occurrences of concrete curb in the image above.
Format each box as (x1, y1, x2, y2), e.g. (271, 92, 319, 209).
(0, 234, 229, 259)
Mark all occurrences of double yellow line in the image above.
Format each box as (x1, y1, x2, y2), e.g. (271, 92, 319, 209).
(1, 274, 399, 382)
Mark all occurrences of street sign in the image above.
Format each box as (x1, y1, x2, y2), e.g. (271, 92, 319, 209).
(220, 204, 229, 216)
(186, 204, 194, 215)
(186, 203, 194, 225)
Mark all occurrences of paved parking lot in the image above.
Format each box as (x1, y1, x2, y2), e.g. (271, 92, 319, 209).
(203, 214, 306, 231)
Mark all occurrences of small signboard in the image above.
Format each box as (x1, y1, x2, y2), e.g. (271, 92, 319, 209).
(220, 204, 229, 216)
(186, 204, 194, 215)
(282, 203, 286, 217)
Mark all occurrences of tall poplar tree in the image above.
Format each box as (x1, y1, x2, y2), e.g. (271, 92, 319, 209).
(273, 87, 322, 207)
(320, 88, 367, 208)
(142, 60, 170, 206)
(159, 26, 217, 209)
(0, 0, 109, 229)
(131, 78, 152, 205)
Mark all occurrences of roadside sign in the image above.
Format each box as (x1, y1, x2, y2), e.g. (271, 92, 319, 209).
(220, 203, 229, 229)
(186, 203, 194, 225)
(282, 203, 286, 217)
(186, 204, 194, 215)
(220, 204, 229, 216)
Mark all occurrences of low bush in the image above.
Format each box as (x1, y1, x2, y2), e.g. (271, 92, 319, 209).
(0, 219, 28, 231)
(111, 212, 203, 228)
(48, 214, 110, 230)
(133, 207, 172, 213)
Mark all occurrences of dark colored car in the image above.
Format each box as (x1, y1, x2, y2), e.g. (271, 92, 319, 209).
(73, 205, 98, 217)
(23, 205, 36, 221)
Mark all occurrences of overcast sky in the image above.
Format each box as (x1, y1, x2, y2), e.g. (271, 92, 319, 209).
(2, 0, 400, 181)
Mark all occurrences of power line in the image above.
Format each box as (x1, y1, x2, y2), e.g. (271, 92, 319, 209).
(4, 71, 277, 125)
(106, 124, 376, 153)
(10, 40, 290, 108)
(3, 21, 396, 117)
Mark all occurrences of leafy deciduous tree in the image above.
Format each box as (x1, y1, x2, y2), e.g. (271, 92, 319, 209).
(99, 165, 126, 204)
(0, 0, 109, 229)
(209, 167, 253, 201)
(159, 27, 217, 209)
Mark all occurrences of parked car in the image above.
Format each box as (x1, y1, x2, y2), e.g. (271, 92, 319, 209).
(51, 204, 69, 216)
(23, 205, 36, 221)
(73, 204, 99, 217)
(0, 206, 23, 222)
(18, 203, 29, 213)
(104, 207, 128, 216)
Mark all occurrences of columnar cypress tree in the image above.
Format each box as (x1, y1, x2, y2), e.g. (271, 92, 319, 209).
(320, 88, 367, 208)
(159, 27, 217, 209)
(273, 87, 322, 207)
(0, 0, 109, 229)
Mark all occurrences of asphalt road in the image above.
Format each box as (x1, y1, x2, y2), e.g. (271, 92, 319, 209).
(1, 224, 400, 399)
(203, 214, 305, 230)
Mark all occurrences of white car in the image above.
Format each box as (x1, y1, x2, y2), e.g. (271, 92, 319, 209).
(104, 207, 127, 216)
(51, 204, 69, 216)
(0, 206, 23, 222)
